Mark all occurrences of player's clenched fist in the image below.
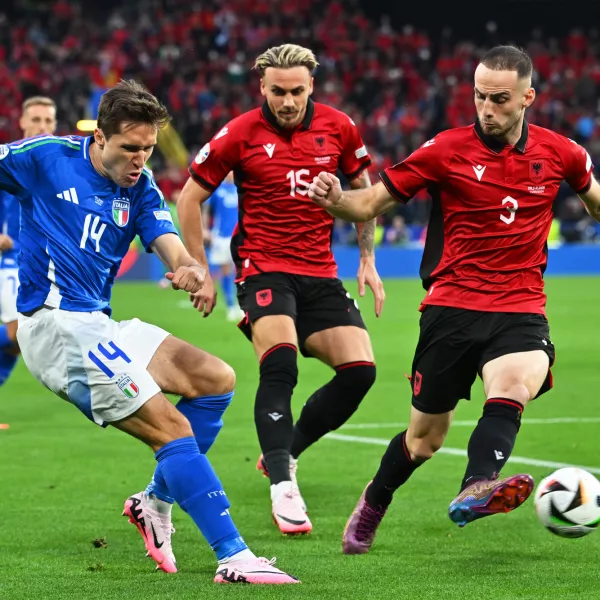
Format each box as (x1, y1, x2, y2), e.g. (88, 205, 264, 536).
(165, 264, 206, 293)
(308, 172, 343, 209)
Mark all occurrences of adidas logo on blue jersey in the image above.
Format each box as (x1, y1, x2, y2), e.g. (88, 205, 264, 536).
(57, 187, 79, 204)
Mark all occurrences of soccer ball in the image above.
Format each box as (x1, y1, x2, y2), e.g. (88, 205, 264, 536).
(534, 467, 600, 538)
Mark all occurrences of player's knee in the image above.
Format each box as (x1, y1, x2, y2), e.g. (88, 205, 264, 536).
(406, 434, 444, 464)
(259, 344, 298, 389)
(337, 362, 376, 393)
(491, 381, 532, 405)
(207, 359, 236, 396)
(184, 358, 236, 398)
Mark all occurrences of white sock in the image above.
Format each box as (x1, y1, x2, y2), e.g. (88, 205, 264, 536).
(270, 480, 293, 502)
(218, 548, 256, 564)
(146, 493, 173, 516)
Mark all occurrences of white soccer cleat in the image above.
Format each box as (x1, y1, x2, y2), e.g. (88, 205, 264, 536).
(214, 556, 300, 584)
(271, 482, 312, 535)
(122, 492, 177, 573)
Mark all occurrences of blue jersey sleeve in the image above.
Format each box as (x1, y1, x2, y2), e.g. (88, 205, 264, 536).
(135, 171, 179, 252)
(0, 143, 37, 195)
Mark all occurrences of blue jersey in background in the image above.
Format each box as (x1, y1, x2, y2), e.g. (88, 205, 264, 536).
(207, 181, 238, 238)
(0, 189, 21, 270)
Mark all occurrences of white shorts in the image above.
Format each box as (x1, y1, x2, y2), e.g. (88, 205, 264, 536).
(0, 268, 19, 324)
(17, 308, 170, 426)
(209, 236, 233, 267)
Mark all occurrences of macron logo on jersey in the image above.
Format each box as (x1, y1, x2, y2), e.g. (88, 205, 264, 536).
(472, 164, 486, 181)
(57, 187, 79, 204)
(263, 143, 276, 158)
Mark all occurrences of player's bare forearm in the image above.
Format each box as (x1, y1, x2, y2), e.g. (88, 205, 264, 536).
(150, 233, 201, 271)
(335, 184, 396, 222)
(350, 171, 375, 257)
(177, 177, 212, 266)
(579, 176, 600, 223)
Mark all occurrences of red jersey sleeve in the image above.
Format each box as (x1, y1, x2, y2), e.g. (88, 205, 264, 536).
(380, 136, 446, 203)
(338, 115, 372, 180)
(188, 124, 241, 192)
(563, 139, 594, 194)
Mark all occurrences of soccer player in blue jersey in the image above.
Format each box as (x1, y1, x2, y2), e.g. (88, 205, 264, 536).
(201, 172, 244, 321)
(0, 96, 57, 395)
(0, 80, 297, 585)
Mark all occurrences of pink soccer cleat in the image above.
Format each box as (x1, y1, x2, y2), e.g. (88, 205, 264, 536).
(122, 492, 177, 573)
(271, 483, 312, 535)
(257, 453, 308, 512)
(342, 482, 388, 555)
(214, 556, 300, 584)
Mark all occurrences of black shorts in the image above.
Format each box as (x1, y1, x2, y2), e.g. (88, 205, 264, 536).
(411, 306, 556, 414)
(236, 272, 366, 357)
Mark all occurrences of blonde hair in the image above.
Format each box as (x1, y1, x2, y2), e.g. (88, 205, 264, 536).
(254, 44, 319, 76)
(22, 96, 56, 112)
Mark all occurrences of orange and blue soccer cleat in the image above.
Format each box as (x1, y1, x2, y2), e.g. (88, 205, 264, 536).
(448, 473, 535, 527)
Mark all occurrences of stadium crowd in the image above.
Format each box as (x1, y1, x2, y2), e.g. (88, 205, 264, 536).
(1, 0, 599, 243)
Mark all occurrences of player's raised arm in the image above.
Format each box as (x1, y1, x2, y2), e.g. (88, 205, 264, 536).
(308, 172, 396, 222)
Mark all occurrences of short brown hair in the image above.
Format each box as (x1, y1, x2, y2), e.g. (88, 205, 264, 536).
(97, 79, 171, 139)
(254, 44, 319, 77)
(480, 45, 533, 80)
(22, 96, 56, 112)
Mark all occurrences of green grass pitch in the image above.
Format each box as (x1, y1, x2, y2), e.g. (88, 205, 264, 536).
(1, 277, 599, 599)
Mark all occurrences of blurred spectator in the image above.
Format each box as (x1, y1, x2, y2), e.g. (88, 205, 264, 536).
(0, 2, 598, 243)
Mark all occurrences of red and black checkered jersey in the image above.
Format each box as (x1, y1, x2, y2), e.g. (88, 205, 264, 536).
(189, 99, 372, 280)
(381, 121, 594, 315)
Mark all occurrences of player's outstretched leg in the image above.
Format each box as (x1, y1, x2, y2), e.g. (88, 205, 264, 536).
(448, 398, 534, 526)
(119, 394, 299, 584)
(130, 337, 237, 570)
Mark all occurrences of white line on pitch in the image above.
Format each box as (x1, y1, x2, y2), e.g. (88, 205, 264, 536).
(326, 433, 600, 475)
(341, 417, 600, 430)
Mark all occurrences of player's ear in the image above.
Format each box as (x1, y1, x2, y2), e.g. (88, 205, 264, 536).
(523, 86, 536, 109)
(260, 78, 267, 97)
(308, 77, 314, 96)
(94, 128, 106, 149)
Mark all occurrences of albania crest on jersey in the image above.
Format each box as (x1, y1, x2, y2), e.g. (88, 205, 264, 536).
(112, 199, 130, 227)
(313, 134, 328, 154)
(529, 160, 545, 184)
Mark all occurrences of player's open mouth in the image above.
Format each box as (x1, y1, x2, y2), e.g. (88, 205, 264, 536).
(127, 172, 141, 181)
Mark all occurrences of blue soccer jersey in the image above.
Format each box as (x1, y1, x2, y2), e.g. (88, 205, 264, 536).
(0, 136, 177, 315)
(207, 181, 238, 238)
(0, 189, 20, 269)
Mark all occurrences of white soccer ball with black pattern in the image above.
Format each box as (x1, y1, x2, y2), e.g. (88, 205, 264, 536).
(534, 468, 600, 538)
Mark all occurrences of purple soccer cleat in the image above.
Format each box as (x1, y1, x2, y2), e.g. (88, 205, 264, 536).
(342, 482, 388, 555)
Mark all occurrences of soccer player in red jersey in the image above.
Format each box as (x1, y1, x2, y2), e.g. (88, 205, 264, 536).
(177, 44, 385, 534)
(308, 45, 598, 553)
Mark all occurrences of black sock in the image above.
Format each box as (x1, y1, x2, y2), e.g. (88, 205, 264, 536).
(366, 430, 420, 508)
(460, 398, 523, 491)
(254, 344, 298, 485)
(290, 362, 376, 458)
